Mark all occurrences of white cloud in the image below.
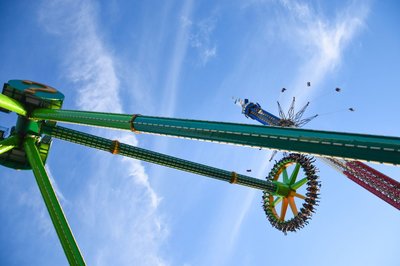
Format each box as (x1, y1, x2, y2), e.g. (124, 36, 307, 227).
(17, 184, 54, 236)
(46, 165, 67, 204)
(145, 1, 195, 183)
(161, 0, 194, 117)
(39, 0, 121, 112)
(278, 0, 369, 103)
(188, 15, 218, 65)
(38, 0, 167, 264)
(180, 16, 193, 28)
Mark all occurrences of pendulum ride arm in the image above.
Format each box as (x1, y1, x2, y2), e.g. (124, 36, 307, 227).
(40, 124, 287, 196)
(31, 109, 400, 165)
(24, 137, 86, 266)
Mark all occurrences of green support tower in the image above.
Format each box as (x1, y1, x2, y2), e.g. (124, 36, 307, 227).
(0, 80, 64, 169)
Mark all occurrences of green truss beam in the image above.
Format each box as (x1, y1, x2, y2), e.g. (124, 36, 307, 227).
(32, 109, 400, 165)
(41, 124, 279, 194)
(24, 137, 86, 266)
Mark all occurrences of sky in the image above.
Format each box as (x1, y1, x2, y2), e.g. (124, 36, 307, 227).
(0, 0, 399, 265)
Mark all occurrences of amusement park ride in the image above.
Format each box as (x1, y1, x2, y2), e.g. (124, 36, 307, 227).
(1, 80, 399, 265)
(234, 97, 400, 231)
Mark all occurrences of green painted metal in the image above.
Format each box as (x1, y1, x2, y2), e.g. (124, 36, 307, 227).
(0, 134, 53, 170)
(292, 177, 308, 190)
(0, 93, 27, 115)
(41, 124, 279, 194)
(282, 168, 289, 184)
(132, 116, 400, 165)
(16, 116, 40, 136)
(5, 79, 65, 102)
(1, 117, 52, 170)
(31, 109, 400, 165)
(32, 109, 132, 130)
(289, 163, 300, 184)
(271, 181, 291, 196)
(0, 135, 19, 155)
(272, 197, 283, 207)
(24, 137, 86, 266)
(2, 80, 64, 114)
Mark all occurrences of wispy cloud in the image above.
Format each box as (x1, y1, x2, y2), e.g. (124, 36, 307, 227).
(147, 1, 195, 184)
(161, 0, 194, 117)
(186, 14, 218, 65)
(16, 184, 54, 236)
(39, 0, 122, 112)
(45, 165, 67, 204)
(38, 0, 167, 264)
(278, 0, 369, 103)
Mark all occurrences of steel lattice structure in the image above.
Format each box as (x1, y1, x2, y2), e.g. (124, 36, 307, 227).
(1, 80, 400, 265)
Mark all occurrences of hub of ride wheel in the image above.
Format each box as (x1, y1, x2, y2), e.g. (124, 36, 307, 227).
(263, 153, 320, 234)
(0, 80, 64, 170)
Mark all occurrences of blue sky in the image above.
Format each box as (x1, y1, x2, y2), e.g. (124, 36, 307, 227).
(0, 0, 399, 265)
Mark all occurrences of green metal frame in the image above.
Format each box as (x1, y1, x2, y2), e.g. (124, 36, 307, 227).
(0, 135, 19, 155)
(0, 93, 27, 115)
(24, 137, 86, 266)
(41, 124, 278, 194)
(31, 109, 400, 165)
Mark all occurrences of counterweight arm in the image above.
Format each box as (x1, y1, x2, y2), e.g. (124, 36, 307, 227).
(31, 109, 400, 165)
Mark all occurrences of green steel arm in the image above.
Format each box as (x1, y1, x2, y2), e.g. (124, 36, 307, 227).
(0, 135, 19, 155)
(40, 124, 281, 195)
(0, 93, 27, 115)
(31, 109, 400, 165)
(24, 137, 86, 266)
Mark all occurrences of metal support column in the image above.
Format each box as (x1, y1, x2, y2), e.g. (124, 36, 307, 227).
(24, 137, 86, 266)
